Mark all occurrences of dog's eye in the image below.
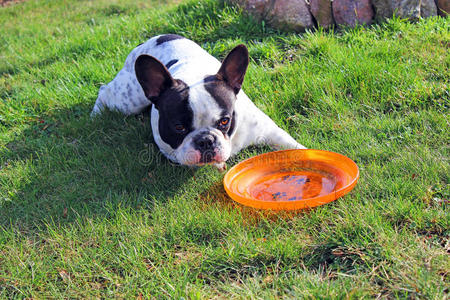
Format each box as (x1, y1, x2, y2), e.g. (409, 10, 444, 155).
(175, 124, 186, 132)
(219, 117, 230, 127)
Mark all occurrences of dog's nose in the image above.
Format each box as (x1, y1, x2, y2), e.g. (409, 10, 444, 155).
(195, 134, 215, 151)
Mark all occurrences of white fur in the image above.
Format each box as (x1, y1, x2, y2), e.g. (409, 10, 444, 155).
(92, 35, 306, 166)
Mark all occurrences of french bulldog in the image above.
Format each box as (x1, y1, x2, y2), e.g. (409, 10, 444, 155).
(92, 34, 306, 169)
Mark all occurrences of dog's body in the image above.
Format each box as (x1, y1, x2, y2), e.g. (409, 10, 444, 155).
(92, 34, 305, 167)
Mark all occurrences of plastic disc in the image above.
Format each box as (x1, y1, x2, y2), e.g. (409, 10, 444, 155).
(223, 149, 359, 210)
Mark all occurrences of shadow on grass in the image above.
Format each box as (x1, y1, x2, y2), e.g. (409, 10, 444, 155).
(0, 103, 199, 231)
(0, 0, 269, 232)
(1, 0, 291, 232)
(199, 181, 310, 226)
(196, 182, 376, 282)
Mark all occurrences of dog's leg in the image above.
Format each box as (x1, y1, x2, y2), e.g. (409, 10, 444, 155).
(91, 85, 108, 116)
(213, 162, 227, 172)
(263, 125, 306, 150)
(232, 94, 307, 152)
(231, 118, 306, 156)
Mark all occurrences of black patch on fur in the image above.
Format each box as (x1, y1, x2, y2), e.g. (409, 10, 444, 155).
(156, 34, 184, 45)
(204, 75, 236, 137)
(155, 79, 193, 149)
(228, 111, 237, 137)
(135, 55, 174, 100)
(165, 59, 178, 69)
(203, 75, 236, 111)
(217, 44, 249, 94)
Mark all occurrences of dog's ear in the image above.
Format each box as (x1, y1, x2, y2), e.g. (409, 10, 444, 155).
(135, 55, 175, 102)
(217, 44, 249, 94)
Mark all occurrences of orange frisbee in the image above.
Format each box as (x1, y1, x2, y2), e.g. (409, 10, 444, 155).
(223, 149, 359, 210)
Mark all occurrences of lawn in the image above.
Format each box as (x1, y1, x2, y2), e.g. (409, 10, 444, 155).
(0, 0, 448, 298)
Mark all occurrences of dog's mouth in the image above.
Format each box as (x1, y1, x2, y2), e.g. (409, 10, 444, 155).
(180, 149, 227, 166)
(199, 150, 218, 164)
(173, 144, 230, 166)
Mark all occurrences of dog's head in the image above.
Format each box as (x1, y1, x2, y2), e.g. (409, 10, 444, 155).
(135, 45, 249, 166)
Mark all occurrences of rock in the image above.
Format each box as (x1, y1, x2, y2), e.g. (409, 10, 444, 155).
(310, 0, 335, 29)
(372, 0, 437, 20)
(229, 0, 272, 20)
(391, 0, 437, 20)
(332, 0, 375, 26)
(229, 0, 442, 33)
(372, 0, 394, 20)
(420, 0, 438, 18)
(436, 0, 450, 16)
(392, 0, 421, 19)
(229, 0, 314, 32)
(268, 0, 315, 32)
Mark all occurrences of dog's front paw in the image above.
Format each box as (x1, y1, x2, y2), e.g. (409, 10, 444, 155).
(295, 143, 307, 149)
(213, 162, 227, 172)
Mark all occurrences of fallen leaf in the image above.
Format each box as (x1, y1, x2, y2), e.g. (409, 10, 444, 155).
(59, 270, 70, 282)
(263, 275, 273, 284)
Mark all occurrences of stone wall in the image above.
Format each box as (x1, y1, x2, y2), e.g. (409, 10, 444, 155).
(228, 0, 449, 32)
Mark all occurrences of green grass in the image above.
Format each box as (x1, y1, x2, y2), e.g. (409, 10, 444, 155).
(0, 0, 449, 298)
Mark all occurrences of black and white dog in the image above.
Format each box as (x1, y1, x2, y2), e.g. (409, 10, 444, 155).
(92, 34, 305, 169)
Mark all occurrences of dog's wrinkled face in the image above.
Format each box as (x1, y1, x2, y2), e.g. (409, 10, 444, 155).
(135, 45, 248, 165)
